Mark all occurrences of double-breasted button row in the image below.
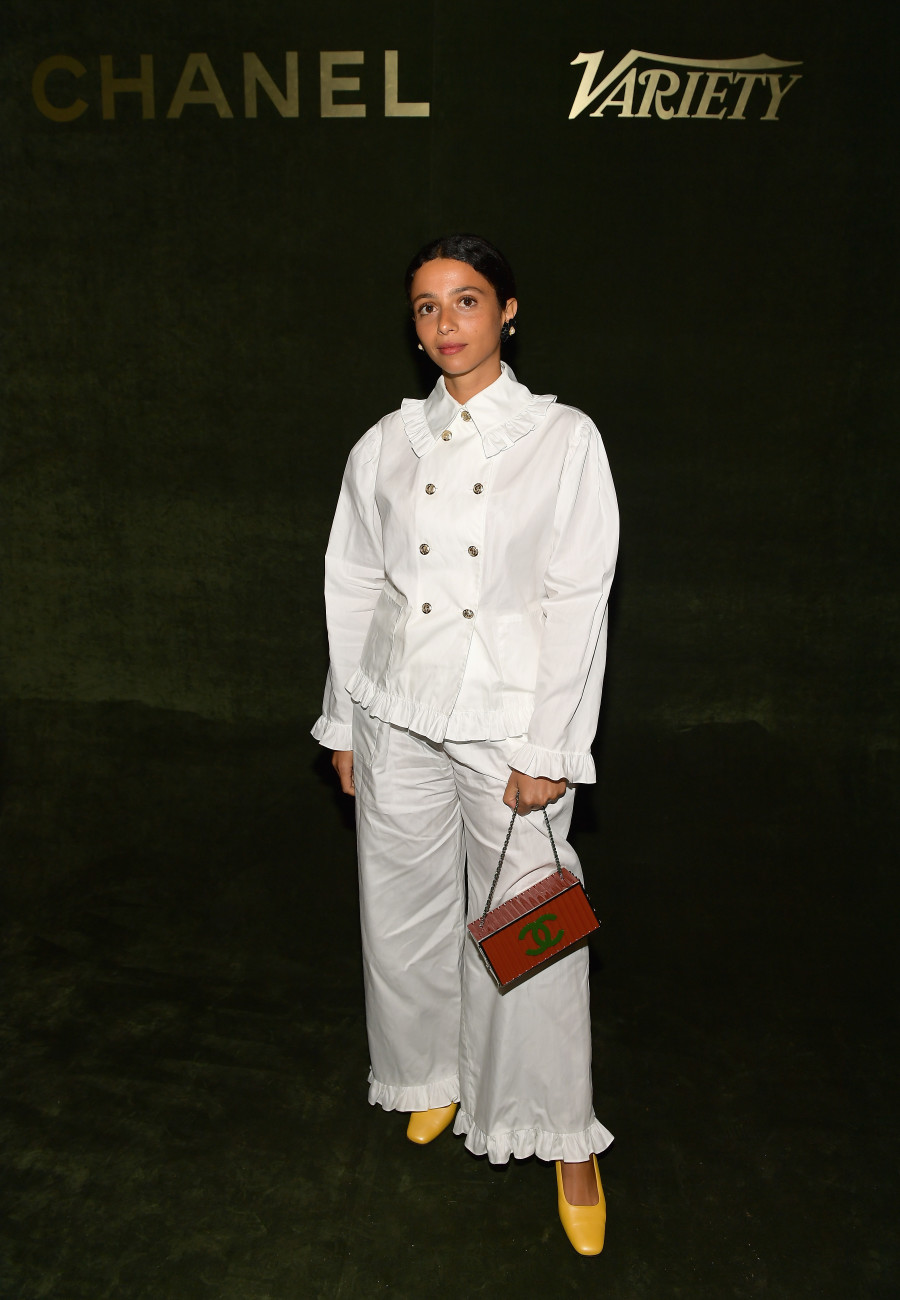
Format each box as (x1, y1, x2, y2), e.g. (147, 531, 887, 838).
(426, 482, 483, 493)
(418, 543, 478, 557)
(420, 603, 475, 618)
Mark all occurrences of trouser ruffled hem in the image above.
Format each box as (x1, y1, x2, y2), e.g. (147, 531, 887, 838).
(453, 1108, 614, 1165)
(353, 704, 614, 1165)
(367, 1069, 460, 1112)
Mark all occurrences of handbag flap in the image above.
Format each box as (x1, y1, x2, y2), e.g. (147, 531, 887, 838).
(468, 867, 580, 940)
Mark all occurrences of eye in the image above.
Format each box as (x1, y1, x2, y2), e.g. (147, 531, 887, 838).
(459, 295, 478, 308)
(416, 302, 436, 316)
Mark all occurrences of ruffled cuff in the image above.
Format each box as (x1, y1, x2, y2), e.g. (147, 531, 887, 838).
(453, 1108, 613, 1165)
(367, 1069, 460, 1112)
(310, 715, 353, 750)
(508, 742, 596, 785)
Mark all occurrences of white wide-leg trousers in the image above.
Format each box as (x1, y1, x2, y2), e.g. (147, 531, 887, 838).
(352, 703, 614, 1164)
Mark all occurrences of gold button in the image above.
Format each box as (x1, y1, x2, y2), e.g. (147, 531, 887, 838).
(422, 602, 432, 614)
(468, 545, 479, 557)
(462, 608, 474, 619)
(473, 483, 483, 494)
(461, 411, 472, 422)
(441, 430, 452, 441)
(419, 543, 430, 555)
(425, 483, 436, 495)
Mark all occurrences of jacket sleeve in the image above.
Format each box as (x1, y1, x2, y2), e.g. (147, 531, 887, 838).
(311, 424, 385, 750)
(508, 417, 619, 784)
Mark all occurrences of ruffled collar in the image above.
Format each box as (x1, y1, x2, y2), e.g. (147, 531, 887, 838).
(400, 362, 557, 458)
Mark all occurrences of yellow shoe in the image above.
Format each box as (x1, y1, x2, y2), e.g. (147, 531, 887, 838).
(406, 1103, 458, 1144)
(556, 1155, 606, 1255)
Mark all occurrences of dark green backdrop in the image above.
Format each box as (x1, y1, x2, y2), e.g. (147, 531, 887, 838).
(5, 0, 895, 748)
(2, 0, 897, 1294)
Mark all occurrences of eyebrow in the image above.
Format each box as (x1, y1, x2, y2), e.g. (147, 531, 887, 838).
(412, 285, 484, 303)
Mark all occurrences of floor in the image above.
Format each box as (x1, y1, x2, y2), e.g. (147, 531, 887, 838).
(1, 700, 896, 1298)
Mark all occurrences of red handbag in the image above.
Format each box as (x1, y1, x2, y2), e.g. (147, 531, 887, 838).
(467, 791, 600, 990)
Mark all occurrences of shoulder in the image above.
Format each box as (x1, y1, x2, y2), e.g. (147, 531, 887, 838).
(543, 402, 615, 493)
(547, 400, 601, 435)
(542, 400, 605, 453)
(345, 418, 387, 468)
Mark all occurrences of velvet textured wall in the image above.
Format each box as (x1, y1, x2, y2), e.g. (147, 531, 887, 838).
(2, 4, 897, 1294)
(3, 0, 896, 890)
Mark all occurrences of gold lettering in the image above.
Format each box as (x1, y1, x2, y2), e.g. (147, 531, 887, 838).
(762, 73, 802, 121)
(32, 54, 87, 122)
(320, 51, 365, 118)
(571, 51, 802, 123)
(590, 69, 637, 117)
(673, 70, 702, 118)
(730, 73, 767, 120)
(100, 54, 155, 120)
(694, 71, 733, 119)
(636, 68, 680, 119)
(243, 52, 299, 118)
(167, 53, 234, 119)
(571, 50, 646, 120)
(384, 50, 429, 116)
(569, 50, 606, 120)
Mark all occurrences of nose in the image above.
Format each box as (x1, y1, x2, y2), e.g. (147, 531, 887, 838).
(437, 311, 457, 334)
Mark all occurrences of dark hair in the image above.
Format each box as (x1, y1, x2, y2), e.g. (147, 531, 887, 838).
(404, 233, 517, 310)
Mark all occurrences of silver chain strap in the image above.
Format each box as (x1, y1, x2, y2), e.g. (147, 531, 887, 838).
(478, 789, 563, 927)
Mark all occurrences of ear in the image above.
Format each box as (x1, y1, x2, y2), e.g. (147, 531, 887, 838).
(504, 296, 518, 323)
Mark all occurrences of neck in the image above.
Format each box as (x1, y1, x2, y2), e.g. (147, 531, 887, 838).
(443, 357, 503, 406)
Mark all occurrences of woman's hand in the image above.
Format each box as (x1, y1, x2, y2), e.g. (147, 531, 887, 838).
(332, 749, 355, 796)
(503, 769, 567, 815)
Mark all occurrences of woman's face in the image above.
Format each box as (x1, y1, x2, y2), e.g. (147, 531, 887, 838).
(410, 258, 516, 391)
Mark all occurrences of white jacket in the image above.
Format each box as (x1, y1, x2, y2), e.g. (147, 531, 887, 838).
(311, 363, 619, 784)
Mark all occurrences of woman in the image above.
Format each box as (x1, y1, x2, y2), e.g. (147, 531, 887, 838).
(312, 234, 618, 1255)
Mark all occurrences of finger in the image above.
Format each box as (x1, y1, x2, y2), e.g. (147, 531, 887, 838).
(502, 773, 518, 810)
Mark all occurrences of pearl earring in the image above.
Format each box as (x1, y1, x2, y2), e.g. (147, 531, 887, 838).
(417, 343, 424, 351)
(509, 325, 516, 336)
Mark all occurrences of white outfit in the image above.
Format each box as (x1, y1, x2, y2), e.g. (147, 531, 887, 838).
(313, 363, 619, 1163)
(312, 363, 619, 785)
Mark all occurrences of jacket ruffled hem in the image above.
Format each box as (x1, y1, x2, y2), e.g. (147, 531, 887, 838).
(452, 1108, 614, 1165)
(508, 741, 596, 786)
(347, 667, 535, 745)
(310, 715, 353, 750)
(367, 1069, 460, 1112)
(444, 700, 535, 741)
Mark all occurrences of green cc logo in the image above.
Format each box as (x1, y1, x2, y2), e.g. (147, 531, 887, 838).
(519, 913, 564, 957)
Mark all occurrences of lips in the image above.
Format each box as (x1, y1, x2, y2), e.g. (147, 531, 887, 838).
(437, 344, 466, 355)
